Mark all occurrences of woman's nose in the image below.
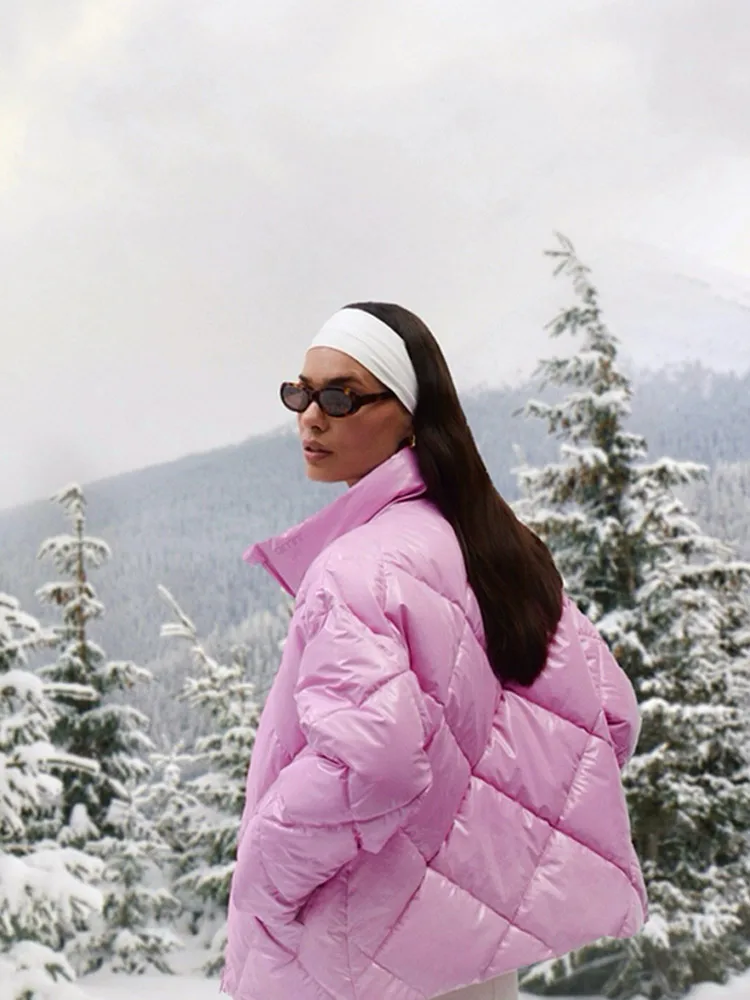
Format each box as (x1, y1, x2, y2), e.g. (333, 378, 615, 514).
(299, 401, 326, 431)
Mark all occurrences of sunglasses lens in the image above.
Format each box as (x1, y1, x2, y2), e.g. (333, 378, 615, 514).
(280, 383, 309, 412)
(319, 388, 354, 416)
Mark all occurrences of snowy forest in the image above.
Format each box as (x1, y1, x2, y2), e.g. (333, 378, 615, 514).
(2, 240, 750, 1000)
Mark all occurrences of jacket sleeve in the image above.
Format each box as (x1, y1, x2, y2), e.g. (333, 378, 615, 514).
(595, 633, 641, 769)
(231, 571, 432, 944)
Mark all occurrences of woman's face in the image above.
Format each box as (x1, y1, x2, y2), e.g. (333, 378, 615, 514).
(297, 347, 413, 486)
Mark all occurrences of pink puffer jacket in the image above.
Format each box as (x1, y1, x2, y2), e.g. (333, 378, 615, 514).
(222, 448, 647, 1000)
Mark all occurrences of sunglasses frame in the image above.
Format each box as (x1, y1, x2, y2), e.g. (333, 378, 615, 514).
(280, 381, 395, 417)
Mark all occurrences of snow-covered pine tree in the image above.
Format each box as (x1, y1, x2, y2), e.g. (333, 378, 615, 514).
(36, 484, 180, 975)
(63, 790, 182, 975)
(621, 479, 750, 998)
(1, 592, 102, 1000)
(157, 585, 263, 975)
(513, 234, 655, 625)
(36, 484, 150, 832)
(139, 747, 201, 868)
(515, 236, 750, 1000)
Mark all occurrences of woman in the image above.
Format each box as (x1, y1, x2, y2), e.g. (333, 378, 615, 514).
(222, 304, 647, 1000)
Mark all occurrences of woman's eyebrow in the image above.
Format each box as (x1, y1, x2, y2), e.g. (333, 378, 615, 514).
(298, 373, 366, 389)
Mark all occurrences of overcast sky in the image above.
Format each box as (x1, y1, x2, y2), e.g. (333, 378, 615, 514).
(1, 0, 749, 510)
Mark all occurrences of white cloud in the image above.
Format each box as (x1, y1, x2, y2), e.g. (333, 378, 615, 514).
(0, 1, 138, 192)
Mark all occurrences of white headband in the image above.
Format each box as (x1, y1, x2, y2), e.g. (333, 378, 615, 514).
(308, 308, 418, 413)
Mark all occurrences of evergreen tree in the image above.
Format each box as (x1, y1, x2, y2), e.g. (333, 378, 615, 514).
(139, 747, 200, 867)
(157, 586, 263, 974)
(515, 236, 750, 999)
(63, 793, 182, 975)
(37, 484, 151, 832)
(36, 484, 180, 975)
(1, 592, 102, 1000)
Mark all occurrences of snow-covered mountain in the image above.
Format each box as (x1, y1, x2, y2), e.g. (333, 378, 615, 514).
(596, 241, 750, 373)
(456, 242, 750, 386)
(1, 363, 748, 673)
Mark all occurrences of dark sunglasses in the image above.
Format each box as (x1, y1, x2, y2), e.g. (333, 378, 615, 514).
(280, 381, 394, 418)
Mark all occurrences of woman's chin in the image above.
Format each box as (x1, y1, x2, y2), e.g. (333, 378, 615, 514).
(304, 461, 342, 483)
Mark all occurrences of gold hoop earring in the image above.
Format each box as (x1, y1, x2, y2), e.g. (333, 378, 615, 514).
(409, 433, 417, 449)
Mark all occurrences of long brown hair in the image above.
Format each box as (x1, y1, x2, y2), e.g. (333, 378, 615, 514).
(346, 302, 563, 687)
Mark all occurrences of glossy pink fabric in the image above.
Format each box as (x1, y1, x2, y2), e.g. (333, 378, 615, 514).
(222, 449, 647, 1000)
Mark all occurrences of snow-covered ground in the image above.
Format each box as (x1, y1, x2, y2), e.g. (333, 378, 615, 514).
(688, 973, 750, 1000)
(81, 973, 220, 1000)
(79, 967, 750, 1000)
(78, 945, 218, 999)
(79, 948, 222, 999)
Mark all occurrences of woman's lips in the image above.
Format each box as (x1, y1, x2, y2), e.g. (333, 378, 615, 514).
(302, 442, 333, 462)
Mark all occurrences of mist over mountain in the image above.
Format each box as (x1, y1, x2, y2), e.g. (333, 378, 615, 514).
(456, 244, 750, 387)
(1, 362, 749, 682)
